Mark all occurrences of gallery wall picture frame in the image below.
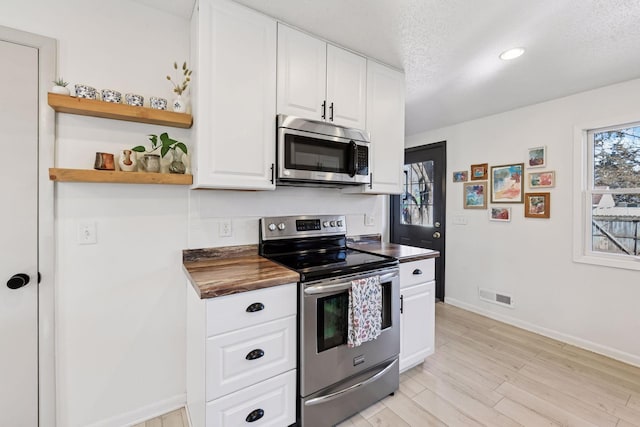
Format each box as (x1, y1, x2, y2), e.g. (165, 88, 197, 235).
(490, 163, 524, 203)
(470, 163, 488, 180)
(524, 192, 550, 218)
(528, 170, 555, 188)
(527, 146, 546, 168)
(453, 171, 468, 182)
(463, 181, 488, 209)
(489, 207, 511, 222)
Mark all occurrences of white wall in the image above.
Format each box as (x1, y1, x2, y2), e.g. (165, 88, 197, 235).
(407, 78, 640, 366)
(0, 1, 387, 425)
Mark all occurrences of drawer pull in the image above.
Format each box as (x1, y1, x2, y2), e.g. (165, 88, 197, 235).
(246, 302, 264, 313)
(245, 408, 264, 423)
(412, 269, 423, 275)
(245, 349, 265, 360)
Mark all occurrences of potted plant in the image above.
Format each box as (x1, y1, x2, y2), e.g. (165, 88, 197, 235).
(132, 132, 188, 174)
(166, 61, 192, 113)
(50, 77, 70, 95)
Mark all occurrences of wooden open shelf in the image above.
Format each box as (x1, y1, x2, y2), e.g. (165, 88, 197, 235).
(49, 168, 193, 185)
(47, 93, 193, 128)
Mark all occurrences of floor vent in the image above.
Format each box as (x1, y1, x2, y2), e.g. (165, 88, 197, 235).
(479, 288, 514, 308)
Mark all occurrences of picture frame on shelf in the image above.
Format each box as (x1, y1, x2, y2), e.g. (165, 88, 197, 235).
(463, 181, 488, 209)
(524, 192, 551, 218)
(489, 207, 511, 222)
(527, 146, 546, 168)
(490, 163, 524, 203)
(453, 170, 468, 182)
(528, 170, 555, 188)
(470, 163, 488, 180)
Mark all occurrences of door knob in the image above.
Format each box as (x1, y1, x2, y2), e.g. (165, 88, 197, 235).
(7, 273, 30, 290)
(433, 231, 441, 239)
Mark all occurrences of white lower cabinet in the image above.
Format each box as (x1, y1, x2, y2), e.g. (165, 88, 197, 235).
(187, 283, 297, 427)
(206, 370, 296, 427)
(399, 260, 436, 373)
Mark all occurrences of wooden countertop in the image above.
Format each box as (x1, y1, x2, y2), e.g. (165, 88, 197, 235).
(182, 245, 299, 299)
(348, 239, 440, 263)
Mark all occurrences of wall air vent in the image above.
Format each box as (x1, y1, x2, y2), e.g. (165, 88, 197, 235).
(479, 288, 514, 308)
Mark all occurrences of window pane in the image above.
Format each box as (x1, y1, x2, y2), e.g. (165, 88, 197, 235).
(400, 161, 433, 226)
(593, 126, 640, 189)
(592, 193, 640, 256)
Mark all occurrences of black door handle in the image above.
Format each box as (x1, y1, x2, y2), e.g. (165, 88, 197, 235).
(400, 295, 404, 314)
(246, 302, 264, 313)
(246, 349, 265, 360)
(245, 408, 264, 423)
(413, 269, 422, 275)
(7, 273, 30, 290)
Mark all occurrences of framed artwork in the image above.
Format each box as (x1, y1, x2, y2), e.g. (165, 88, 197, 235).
(453, 171, 468, 182)
(528, 170, 555, 188)
(470, 163, 488, 180)
(489, 207, 511, 222)
(490, 163, 524, 203)
(527, 146, 546, 168)
(524, 192, 550, 218)
(463, 181, 487, 209)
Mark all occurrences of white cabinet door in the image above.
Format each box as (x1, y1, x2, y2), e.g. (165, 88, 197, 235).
(326, 45, 367, 129)
(399, 281, 435, 373)
(362, 61, 405, 194)
(277, 24, 326, 121)
(206, 370, 296, 427)
(193, 0, 276, 190)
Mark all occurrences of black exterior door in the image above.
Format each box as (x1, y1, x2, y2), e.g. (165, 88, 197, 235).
(390, 141, 446, 300)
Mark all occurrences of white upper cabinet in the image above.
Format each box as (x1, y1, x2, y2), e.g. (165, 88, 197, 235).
(191, 0, 277, 190)
(277, 24, 367, 130)
(347, 60, 405, 194)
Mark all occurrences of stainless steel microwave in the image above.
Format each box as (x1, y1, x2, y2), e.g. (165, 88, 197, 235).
(276, 114, 370, 186)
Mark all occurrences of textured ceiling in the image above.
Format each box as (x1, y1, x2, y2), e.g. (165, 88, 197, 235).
(135, 0, 640, 136)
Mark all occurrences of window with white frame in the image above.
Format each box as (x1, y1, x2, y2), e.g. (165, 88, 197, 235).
(576, 121, 640, 269)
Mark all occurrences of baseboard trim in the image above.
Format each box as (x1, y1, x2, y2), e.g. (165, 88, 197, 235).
(86, 393, 186, 427)
(444, 297, 640, 368)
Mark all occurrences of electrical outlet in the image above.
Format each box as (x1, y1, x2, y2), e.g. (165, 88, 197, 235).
(77, 221, 97, 245)
(364, 214, 375, 226)
(219, 219, 232, 237)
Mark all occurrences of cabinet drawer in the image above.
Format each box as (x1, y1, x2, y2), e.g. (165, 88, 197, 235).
(400, 258, 435, 288)
(206, 283, 296, 336)
(206, 315, 296, 400)
(206, 369, 296, 427)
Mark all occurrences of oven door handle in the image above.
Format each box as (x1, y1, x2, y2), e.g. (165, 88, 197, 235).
(304, 271, 398, 295)
(304, 358, 398, 406)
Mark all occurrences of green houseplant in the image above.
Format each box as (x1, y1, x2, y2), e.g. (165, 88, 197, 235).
(50, 77, 70, 96)
(132, 132, 188, 174)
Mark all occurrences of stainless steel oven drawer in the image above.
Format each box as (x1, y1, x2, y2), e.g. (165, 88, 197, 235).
(300, 357, 399, 427)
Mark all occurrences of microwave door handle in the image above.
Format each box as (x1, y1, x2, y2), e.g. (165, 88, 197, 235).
(349, 141, 357, 177)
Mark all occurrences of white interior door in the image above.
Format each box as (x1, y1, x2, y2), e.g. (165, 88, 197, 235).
(0, 39, 39, 426)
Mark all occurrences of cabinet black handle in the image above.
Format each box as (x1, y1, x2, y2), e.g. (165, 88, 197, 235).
(413, 269, 423, 275)
(329, 102, 334, 121)
(246, 302, 264, 313)
(245, 408, 264, 423)
(245, 349, 265, 360)
(321, 100, 326, 119)
(400, 295, 404, 314)
(270, 163, 274, 184)
(7, 273, 30, 290)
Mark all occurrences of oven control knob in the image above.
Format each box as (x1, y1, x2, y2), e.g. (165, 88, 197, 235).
(323, 221, 330, 228)
(268, 223, 276, 231)
(277, 223, 286, 230)
(337, 220, 343, 227)
(330, 221, 336, 227)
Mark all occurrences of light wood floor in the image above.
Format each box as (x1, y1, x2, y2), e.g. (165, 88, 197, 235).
(143, 303, 640, 426)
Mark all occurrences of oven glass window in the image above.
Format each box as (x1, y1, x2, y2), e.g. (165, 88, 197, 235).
(317, 292, 348, 352)
(317, 282, 393, 353)
(285, 134, 348, 173)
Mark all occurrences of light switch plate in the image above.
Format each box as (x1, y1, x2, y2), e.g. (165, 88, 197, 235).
(77, 221, 97, 244)
(364, 214, 375, 226)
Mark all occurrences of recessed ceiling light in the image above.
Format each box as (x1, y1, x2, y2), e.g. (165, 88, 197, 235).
(499, 47, 525, 60)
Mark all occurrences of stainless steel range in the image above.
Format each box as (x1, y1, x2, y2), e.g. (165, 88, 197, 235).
(259, 215, 400, 427)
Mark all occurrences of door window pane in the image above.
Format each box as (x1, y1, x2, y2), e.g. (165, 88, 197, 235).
(400, 161, 434, 226)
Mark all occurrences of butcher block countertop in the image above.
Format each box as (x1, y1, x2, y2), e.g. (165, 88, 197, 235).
(182, 245, 299, 299)
(348, 235, 440, 263)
